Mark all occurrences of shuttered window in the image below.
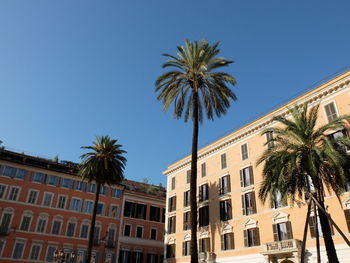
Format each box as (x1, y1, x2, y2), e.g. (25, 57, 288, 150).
(183, 211, 191, 230)
(221, 153, 227, 169)
(241, 143, 249, 160)
(221, 233, 234, 250)
(184, 191, 190, 207)
(186, 170, 191, 184)
(272, 222, 293, 241)
(171, 177, 176, 190)
(243, 228, 260, 247)
(199, 184, 209, 202)
(345, 209, 350, 232)
(199, 206, 210, 227)
(240, 166, 254, 187)
(182, 241, 191, 256)
(266, 131, 275, 149)
(166, 244, 175, 258)
(201, 163, 207, 177)
(309, 215, 334, 238)
(324, 102, 338, 122)
(220, 199, 232, 221)
(219, 175, 231, 195)
(168, 216, 176, 234)
(242, 191, 257, 215)
(168, 196, 176, 212)
(199, 238, 210, 253)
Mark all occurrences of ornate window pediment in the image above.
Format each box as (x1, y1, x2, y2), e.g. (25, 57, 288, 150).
(272, 211, 289, 224)
(244, 218, 257, 229)
(184, 233, 191, 241)
(167, 237, 175, 244)
(221, 223, 233, 234)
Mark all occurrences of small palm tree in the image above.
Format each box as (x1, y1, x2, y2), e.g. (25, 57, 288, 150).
(257, 104, 350, 263)
(156, 40, 237, 263)
(79, 136, 126, 263)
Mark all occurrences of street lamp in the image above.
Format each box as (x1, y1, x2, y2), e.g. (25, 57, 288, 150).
(53, 249, 76, 263)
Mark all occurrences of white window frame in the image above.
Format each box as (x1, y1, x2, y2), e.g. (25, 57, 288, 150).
(123, 223, 132, 237)
(29, 243, 42, 260)
(96, 202, 105, 216)
(66, 221, 76, 237)
(135, 225, 144, 238)
(36, 214, 48, 233)
(150, 227, 157, 240)
(27, 189, 39, 204)
(8, 186, 21, 201)
(109, 205, 119, 218)
(51, 218, 63, 235)
(19, 212, 33, 231)
(42, 192, 54, 207)
(57, 195, 67, 209)
(83, 199, 94, 214)
(45, 245, 58, 262)
(70, 197, 82, 212)
(80, 223, 90, 239)
(0, 184, 7, 199)
(12, 240, 25, 259)
(0, 209, 14, 231)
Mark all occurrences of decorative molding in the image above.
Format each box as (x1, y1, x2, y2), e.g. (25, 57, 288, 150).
(244, 218, 257, 229)
(221, 223, 233, 234)
(272, 211, 289, 224)
(184, 233, 191, 241)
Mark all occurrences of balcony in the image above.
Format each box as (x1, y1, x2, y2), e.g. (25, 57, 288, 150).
(0, 226, 9, 236)
(262, 239, 301, 255)
(199, 252, 215, 263)
(105, 240, 116, 248)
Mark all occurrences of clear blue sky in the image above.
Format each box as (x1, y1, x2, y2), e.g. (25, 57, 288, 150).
(1, 0, 349, 185)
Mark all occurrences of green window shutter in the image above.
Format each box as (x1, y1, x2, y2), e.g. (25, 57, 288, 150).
(249, 166, 254, 184)
(227, 175, 231, 192)
(243, 230, 248, 247)
(344, 209, 350, 232)
(182, 242, 185, 256)
(309, 216, 316, 238)
(240, 169, 244, 187)
(251, 191, 257, 214)
(242, 195, 246, 216)
(286, 221, 293, 239)
(253, 228, 260, 246)
(272, 224, 279, 241)
(221, 235, 225, 250)
(199, 239, 203, 253)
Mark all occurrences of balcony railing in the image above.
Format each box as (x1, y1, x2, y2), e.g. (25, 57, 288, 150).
(263, 239, 301, 254)
(105, 240, 116, 248)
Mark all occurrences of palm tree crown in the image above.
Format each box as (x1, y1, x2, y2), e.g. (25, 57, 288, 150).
(156, 40, 237, 121)
(257, 104, 350, 203)
(79, 135, 126, 185)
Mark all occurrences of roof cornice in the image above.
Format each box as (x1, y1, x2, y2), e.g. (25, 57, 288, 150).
(164, 70, 350, 176)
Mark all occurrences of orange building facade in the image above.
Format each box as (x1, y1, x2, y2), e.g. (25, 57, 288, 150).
(163, 70, 350, 263)
(0, 149, 165, 263)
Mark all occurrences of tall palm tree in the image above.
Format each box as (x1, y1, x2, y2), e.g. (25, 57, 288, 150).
(156, 40, 237, 263)
(257, 104, 350, 263)
(79, 136, 126, 263)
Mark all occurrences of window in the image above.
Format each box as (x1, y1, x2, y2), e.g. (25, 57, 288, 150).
(42, 192, 54, 207)
(120, 250, 132, 262)
(168, 196, 176, 212)
(221, 153, 227, 169)
(201, 163, 206, 177)
(57, 195, 66, 209)
(107, 228, 115, 242)
(199, 238, 210, 253)
(136, 203, 146, 219)
(186, 170, 191, 184)
(110, 205, 119, 218)
(0, 185, 6, 199)
(124, 201, 136, 217)
(244, 228, 260, 247)
(47, 175, 59, 186)
(136, 226, 143, 238)
(324, 102, 338, 122)
(183, 190, 190, 207)
(147, 253, 157, 263)
(168, 216, 176, 234)
(240, 166, 254, 187)
(93, 226, 100, 244)
(70, 198, 82, 212)
(162, 208, 166, 223)
(309, 215, 333, 238)
(15, 169, 26, 180)
(46, 246, 57, 262)
(219, 175, 230, 195)
(83, 200, 94, 214)
(199, 184, 209, 202)
(273, 222, 293, 241)
(166, 244, 175, 258)
(0, 213, 12, 231)
(241, 143, 249, 160)
(199, 205, 209, 227)
(12, 241, 25, 259)
(171, 177, 176, 190)
(273, 191, 286, 208)
(61, 178, 73, 189)
(27, 190, 38, 204)
(221, 233, 234, 250)
(8, 186, 20, 201)
(67, 222, 76, 237)
(150, 228, 157, 240)
(133, 252, 143, 263)
(20, 216, 31, 231)
(80, 224, 89, 238)
(344, 209, 350, 232)
(266, 131, 275, 149)
(328, 128, 350, 152)
(74, 181, 86, 191)
(183, 211, 191, 230)
(96, 203, 104, 215)
(30, 244, 41, 260)
(220, 199, 232, 221)
(242, 191, 257, 215)
(182, 241, 190, 256)
(124, 224, 131, 236)
(149, 206, 160, 222)
(100, 186, 107, 195)
(86, 183, 96, 193)
(111, 188, 122, 198)
(2, 166, 15, 177)
(52, 220, 61, 235)
(32, 172, 46, 183)
(36, 218, 47, 233)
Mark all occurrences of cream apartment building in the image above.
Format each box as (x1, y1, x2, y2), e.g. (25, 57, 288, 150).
(163, 70, 350, 263)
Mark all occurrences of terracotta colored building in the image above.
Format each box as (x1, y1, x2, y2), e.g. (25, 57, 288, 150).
(163, 70, 350, 263)
(0, 149, 165, 263)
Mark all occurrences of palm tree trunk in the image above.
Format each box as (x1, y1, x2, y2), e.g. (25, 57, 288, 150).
(300, 200, 312, 263)
(190, 91, 199, 263)
(86, 182, 101, 263)
(313, 200, 321, 263)
(316, 194, 339, 263)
